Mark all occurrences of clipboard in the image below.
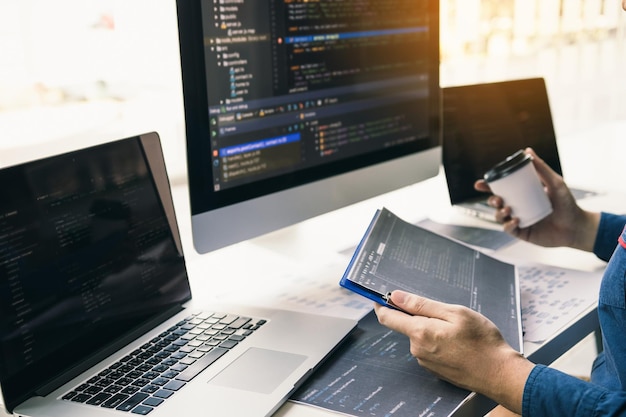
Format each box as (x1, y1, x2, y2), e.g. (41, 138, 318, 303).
(339, 209, 408, 312)
(340, 210, 383, 297)
(338, 207, 523, 352)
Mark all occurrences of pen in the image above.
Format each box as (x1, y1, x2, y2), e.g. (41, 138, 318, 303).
(382, 291, 412, 315)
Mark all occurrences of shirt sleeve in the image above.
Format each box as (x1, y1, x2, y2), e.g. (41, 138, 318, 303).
(593, 213, 626, 262)
(523, 365, 626, 416)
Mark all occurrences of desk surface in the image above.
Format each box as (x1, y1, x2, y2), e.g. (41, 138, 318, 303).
(1, 122, 623, 417)
(175, 165, 622, 417)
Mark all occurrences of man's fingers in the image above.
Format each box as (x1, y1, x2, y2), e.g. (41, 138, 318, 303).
(373, 302, 409, 332)
(375, 291, 456, 327)
(474, 179, 491, 193)
(374, 301, 437, 345)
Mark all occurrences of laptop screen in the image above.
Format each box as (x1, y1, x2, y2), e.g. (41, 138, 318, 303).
(0, 134, 192, 411)
(442, 77, 562, 205)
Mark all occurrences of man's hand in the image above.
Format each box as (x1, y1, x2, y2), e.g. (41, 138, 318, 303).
(374, 290, 534, 414)
(474, 148, 599, 252)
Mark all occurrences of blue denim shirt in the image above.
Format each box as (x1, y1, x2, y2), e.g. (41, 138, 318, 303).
(523, 212, 626, 416)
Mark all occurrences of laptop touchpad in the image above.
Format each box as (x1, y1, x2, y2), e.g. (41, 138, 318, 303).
(208, 348, 307, 394)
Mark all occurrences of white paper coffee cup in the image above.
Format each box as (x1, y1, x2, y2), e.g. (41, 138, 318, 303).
(484, 150, 553, 228)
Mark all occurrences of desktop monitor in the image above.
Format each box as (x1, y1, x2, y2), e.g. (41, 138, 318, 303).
(176, 0, 441, 254)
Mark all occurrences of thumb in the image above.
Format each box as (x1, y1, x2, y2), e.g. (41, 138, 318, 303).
(389, 290, 448, 319)
(474, 179, 491, 193)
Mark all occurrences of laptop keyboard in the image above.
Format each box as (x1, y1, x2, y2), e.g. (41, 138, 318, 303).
(61, 311, 266, 414)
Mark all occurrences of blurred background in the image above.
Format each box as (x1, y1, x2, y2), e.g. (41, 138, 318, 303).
(1, 0, 625, 184)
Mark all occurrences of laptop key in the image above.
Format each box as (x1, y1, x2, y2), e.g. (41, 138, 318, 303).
(140, 385, 160, 394)
(143, 397, 164, 407)
(131, 405, 153, 415)
(95, 377, 116, 387)
(86, 392, 111, 406)
(84, 385, 103, 395)
(121, 386, 140, 395)
(152, 377, 170, 386)
(219, 339, 238, 349)
(179, 357, 196, 365)
(153, 389, 174, 399)
(61, 392, 77, 400)
(170, 363, 188, 372)
(116, 392, 149, 412)
(70, 393, 91, 403)
(102, 393, 129, 408)
(163, 379, 185, 391)
(175, 347, 228, 382)
(229, 317, 251, 329)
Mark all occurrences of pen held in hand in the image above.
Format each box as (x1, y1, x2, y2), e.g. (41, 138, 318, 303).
(382, 291, 412, 315)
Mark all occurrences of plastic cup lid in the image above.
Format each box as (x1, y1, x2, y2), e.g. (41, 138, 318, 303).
(484, 149, 531, 182)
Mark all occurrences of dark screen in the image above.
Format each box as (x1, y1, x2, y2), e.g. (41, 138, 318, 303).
(442, 78, 562, 205)
(0, 135, 191, 412)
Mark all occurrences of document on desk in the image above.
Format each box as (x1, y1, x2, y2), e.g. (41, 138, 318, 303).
(517, 263, 602, 343)
(339, 207, 523, 352)
(291, 310, 473, 417)
(415, 218, 517, 251)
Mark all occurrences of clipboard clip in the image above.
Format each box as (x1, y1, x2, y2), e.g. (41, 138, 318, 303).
(382, 291, 411, 315)
(382, 291, 400, 309)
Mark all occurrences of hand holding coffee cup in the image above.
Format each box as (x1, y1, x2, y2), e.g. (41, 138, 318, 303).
(484, 150, 553, 228)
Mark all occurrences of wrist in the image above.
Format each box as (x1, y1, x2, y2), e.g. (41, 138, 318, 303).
(481, 349, 535, 414)
(571, 210, 600, 252)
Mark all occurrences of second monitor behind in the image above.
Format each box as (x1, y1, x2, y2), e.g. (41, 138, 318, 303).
(442, 77, 562, 207)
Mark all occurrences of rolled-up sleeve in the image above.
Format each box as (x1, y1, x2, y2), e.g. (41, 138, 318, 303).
(523, 365, 626, 416)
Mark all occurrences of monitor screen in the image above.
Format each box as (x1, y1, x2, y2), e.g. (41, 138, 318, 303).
(176, 0, 441, 254)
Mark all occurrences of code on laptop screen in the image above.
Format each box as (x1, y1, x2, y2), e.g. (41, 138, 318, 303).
(0, 135, 191, 410)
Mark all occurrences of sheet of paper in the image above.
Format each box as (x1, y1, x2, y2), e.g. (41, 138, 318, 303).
(518, 263, 602, 342)
(412, 221, 603, 344)
(416, 218, 516, 251)
(216, 251, 372, 321)
(291, 311, 472, 417)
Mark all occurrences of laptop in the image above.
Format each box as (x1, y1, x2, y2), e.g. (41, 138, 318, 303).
(442, 77, 596, 222)
(0, 132, 356, 417)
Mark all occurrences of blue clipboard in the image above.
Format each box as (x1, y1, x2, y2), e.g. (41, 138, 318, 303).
(339, 209, 407, 313)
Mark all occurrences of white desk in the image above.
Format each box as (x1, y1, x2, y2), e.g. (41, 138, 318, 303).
(174, 166, 621, 417)
(1, 121, 623, 417)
